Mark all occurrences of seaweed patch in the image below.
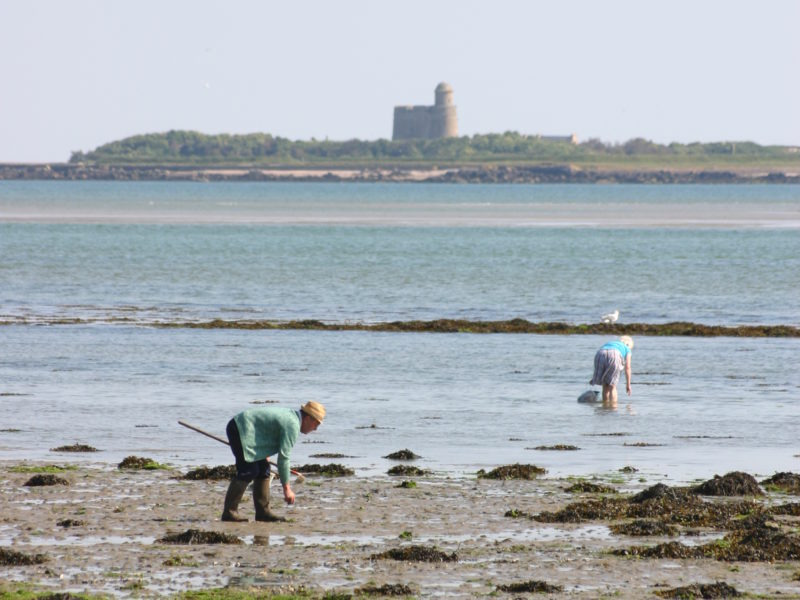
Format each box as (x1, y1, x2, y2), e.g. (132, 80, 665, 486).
(477, 464, 547, 480)
(692, 471, 764, 497)
(355, 583, 415, 596)
(624, 442, 665, 447)
(118, 456, 169, 470)
(24, 474, 70, 486)
(496, 580, 563, 594)
(296, 463, 355, 477)
(654, 582, 740, 598)
(534, 482, 766, 529)
(57, 519, 86, 528)
(610, 519, 678, 536)
(183, 465, 237, 480)
(310, 453, 355, 458)
(770, 502, 800, 516)
(157, 529, 242, 545)
(564, 481, 618, 494)
(160, 319, 800, 338)
(383, 449, 421, 460)
(0, 547, 47, 565)
(761, 472, 800, 494)
(371, 545, 457, 562)
(387, 465, 429, 477)
(50, 443, 98, 452)
(615, 523, 800, 561)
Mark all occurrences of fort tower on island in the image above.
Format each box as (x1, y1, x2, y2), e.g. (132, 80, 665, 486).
(392, 82, 458, 141)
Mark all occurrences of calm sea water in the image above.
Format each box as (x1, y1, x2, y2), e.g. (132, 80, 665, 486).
(1, 181, 798, 483)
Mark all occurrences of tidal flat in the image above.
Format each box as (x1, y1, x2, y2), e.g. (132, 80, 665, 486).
(2, 461, 799, 598)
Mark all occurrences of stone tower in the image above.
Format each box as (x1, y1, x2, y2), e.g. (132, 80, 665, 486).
(392, 82, 458, 141)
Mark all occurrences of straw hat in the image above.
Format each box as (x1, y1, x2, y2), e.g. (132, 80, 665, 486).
(301, 401, 326, 424)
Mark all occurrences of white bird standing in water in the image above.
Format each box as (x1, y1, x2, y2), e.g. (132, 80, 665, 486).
(601, 309, 619, 323)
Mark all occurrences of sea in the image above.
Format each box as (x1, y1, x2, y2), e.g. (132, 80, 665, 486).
(1, 181, 799, 485)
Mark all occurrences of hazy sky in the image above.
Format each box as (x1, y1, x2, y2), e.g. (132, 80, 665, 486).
(2, 0, 798, 162)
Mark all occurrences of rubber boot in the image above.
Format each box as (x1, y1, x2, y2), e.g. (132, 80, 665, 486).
(221, 478, 250, 522)
(253, 477, 286, 522)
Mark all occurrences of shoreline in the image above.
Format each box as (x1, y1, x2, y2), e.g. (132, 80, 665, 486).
(2, 163, 800, 184)
(2, 460, 799, 598)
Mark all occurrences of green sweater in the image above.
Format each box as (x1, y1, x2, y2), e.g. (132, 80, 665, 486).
(233, 407, 300, 484)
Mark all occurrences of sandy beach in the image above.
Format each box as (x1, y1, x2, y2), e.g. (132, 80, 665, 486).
(2, 460, 799, 598)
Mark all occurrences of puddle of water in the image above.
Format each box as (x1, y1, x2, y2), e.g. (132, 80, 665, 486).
(15, 535, 156, 546)
(240, 524, 611, 547)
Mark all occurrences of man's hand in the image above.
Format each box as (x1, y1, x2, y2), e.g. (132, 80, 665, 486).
(283, 483, 295, 505)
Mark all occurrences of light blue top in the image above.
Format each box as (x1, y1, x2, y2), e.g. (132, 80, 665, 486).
(601, 340, 630, 360)
(233, 407, 300, 484)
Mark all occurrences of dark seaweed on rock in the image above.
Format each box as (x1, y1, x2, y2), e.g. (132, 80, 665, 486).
(630, 483, 693, 503)
(564, 482, 617, 494)
(24, 474, 70, 487)
(761, 472, 800, 494)
(714, 527, 800, 561)
(50, 443, 98, 452)
(296, 463, 355, 476)
(477, 464, 547, 480)
(38, 594, 89, 600)
(387, 465, 429, 477)
(371, 545, 457, 562)
(692, 471, 764, 497)
(383, 449, 420, 460)
(496, 580, 563, 594)
(628, 497, 761, 529)
(535, 497, 629, 523)
(157, 529, 242, 545)
(355, 583, 415, 596)
(770, 502, 800, 516)
(118, 455, 161, 470)
(183, 465, 237, 480)
(619, 466, 639, 472)
(537, 481, 764, 529)
(532, 444, 579, 451)
(610, 519, 678, 537)
(0, 547, 47, 565)
(614, 540, 703, 559)
(616, 523, 800, 561)
(654, 582, 741, 599)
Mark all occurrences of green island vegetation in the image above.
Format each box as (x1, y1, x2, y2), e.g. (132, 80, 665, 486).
(69, 130, 800, 171)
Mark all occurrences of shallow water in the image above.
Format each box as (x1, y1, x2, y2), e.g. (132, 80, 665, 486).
(1, 326, 797, 483)
(0, 181, 798, 484)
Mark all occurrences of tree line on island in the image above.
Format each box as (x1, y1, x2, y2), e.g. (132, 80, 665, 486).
(69, 130, 796, 167)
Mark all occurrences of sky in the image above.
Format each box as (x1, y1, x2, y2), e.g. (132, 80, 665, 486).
(1, 0, 798, 163)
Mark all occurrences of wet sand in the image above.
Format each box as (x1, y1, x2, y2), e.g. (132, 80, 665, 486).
(2, 461, 799, 598)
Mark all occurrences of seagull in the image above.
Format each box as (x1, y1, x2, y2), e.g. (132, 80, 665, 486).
(601, 309, 619, 324)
